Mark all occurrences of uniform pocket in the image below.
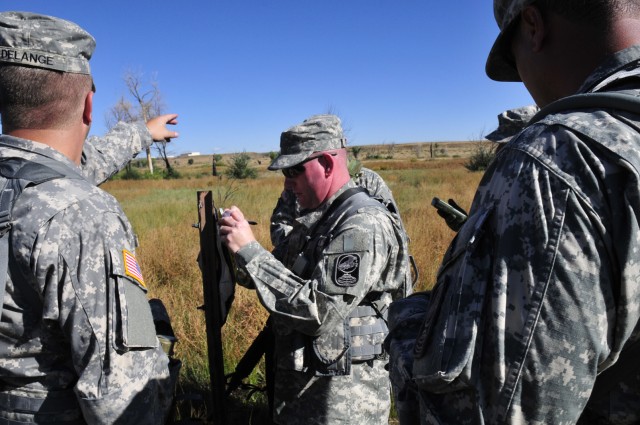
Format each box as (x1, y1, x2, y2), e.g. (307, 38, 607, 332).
(110, 249, 157, 351)
(412, 207, 494, 393)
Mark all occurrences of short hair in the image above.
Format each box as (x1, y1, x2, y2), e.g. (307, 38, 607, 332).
(535, 0, 640, 30)
(0, 64, 92, 131)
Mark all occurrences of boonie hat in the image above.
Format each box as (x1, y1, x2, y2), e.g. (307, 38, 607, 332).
(485, 104, 539, 143)
(268, 114, 347, 170)
(0, 11, 95, 75)
(485, 0, 535, 82)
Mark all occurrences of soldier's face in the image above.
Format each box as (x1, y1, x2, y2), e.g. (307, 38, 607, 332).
(283, 154, 331, 210)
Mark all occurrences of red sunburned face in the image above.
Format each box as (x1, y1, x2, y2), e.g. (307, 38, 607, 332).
(283, 153, 332, 210)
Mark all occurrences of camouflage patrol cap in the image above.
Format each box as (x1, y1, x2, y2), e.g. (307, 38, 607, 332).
(268, 114, 347, 170)
(485, 104, 539, 143)
(485, 0, 535, 82)
(0, 11, 95, 75)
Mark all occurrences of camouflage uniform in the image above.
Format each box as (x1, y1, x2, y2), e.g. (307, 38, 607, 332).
(0, 12, 173, 424)
(237, 115, 411, 424)
(405, 43, 640, 425)
(484, 105, 539, 144)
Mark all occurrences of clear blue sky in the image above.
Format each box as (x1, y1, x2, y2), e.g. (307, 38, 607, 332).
(2, 1, 534, 155)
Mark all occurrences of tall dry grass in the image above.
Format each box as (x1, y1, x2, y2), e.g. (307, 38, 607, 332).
(101, 157, 483, 421)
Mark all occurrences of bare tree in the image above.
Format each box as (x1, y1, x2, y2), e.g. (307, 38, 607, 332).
(105, 69, 173, 175)
(324, 105, 353, 140)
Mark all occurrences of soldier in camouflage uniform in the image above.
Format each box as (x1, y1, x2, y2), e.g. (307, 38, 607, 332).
(220, 114, 411, 425)
(0, 12, 179, 424)
(387, 0, 640, 423)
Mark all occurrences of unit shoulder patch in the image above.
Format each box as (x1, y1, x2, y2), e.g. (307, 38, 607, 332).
(334, 253, 360, 287)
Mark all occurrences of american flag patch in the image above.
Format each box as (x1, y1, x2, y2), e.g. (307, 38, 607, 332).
(123, 249, 146, 288)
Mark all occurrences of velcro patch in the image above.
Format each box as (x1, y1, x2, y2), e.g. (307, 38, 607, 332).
(123, 249, 146, 288)
(334, 253, 360, 287)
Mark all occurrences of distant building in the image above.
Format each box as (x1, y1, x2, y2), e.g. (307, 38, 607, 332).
(179, 152, 201, 157)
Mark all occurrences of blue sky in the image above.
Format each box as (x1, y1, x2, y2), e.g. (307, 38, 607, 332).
(2, 1, 534, 155)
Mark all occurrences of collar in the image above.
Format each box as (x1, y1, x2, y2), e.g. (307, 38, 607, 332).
(0, 134, 83, 176)
(578, 44, 640, 94)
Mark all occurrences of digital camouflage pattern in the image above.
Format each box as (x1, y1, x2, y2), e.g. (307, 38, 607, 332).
(0, 11, 95, 75)
(384, 292, 430, 425)
(391, 45, 640, 424)
(236, 179, 410, 425)
(268, 114, 348, 170)
(0, 124, 174, 424)
(484, 104, 539, 143)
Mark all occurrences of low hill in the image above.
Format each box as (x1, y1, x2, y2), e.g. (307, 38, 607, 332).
(161, 140, 491, 178)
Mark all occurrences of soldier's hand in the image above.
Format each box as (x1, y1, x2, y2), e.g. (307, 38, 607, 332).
(147, 114, 179, 142)
(437, 198, 468, 232)
(219, 206, 257, 253)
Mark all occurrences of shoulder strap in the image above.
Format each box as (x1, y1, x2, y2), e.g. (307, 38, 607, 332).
(0, 157, 72, 319)
(529, 91, 640, 126)
(308, 186, 368, 238)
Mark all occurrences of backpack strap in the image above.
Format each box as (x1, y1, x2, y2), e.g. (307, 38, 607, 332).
(529, 91, 640, 126)
(0, 157, 70, 319)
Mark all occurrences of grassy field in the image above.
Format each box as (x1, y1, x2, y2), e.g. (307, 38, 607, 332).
(102, 142, 486, 423)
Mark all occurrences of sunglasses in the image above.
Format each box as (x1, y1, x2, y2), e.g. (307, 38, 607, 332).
(281, 152, 337, 178)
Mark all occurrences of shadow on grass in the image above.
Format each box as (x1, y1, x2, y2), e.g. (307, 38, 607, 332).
(171, 378, 272, 425)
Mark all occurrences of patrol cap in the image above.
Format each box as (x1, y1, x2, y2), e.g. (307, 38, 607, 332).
(485, 104, 539, 143)
(0, 11, 95, 75)
(485, 0, 535, 82)
(268, 114, 347, 170)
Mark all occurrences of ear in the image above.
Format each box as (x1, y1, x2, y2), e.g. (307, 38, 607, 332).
(82, 90, 93, 126)
(520, 5, 546, 52)
(320, 153, 334, 177)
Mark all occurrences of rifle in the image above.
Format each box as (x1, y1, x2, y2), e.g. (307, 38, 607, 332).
(195, 191, 236, 424)
(225, 319, 274, 416)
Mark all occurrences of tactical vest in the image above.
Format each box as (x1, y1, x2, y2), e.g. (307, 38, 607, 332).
(0, 156, 85, 424)
(284, 187, 410, 376)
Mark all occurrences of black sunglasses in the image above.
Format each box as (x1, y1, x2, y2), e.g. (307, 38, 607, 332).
(281, 152, 337, 178)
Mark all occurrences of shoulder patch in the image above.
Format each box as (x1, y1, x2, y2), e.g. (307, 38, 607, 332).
(123, 249, 146, 288)
(334, 253, 360, 287)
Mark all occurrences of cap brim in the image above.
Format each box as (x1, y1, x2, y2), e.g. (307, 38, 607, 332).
(485, 24, 522, 82)
(268, 151, 313, 170)
(485, 128, 508, 142)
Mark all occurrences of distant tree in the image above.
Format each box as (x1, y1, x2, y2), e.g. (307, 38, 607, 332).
(351, 146, 362, 159)
(225, 152, 257, 179)
(106, 69, 174, 176)
(413, 144, 423, 158)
